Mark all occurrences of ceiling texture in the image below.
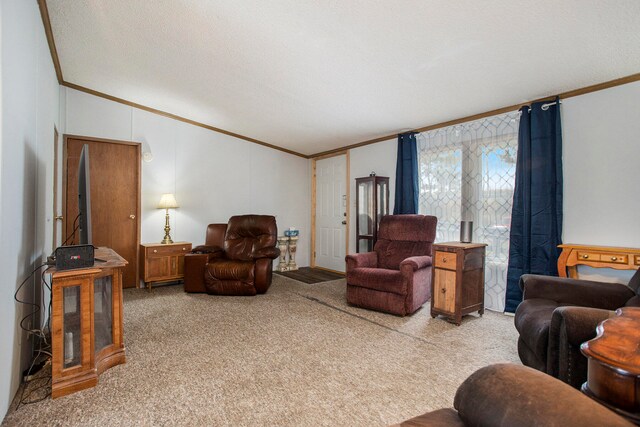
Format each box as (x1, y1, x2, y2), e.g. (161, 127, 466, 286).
(46, 0, 640, 157)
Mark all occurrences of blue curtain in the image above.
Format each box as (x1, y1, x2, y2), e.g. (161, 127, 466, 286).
(393, 132, 419, 214)
(504, 98, 563, 313)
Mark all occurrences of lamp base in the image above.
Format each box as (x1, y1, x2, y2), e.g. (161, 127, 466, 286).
(161, 209, 174, 244)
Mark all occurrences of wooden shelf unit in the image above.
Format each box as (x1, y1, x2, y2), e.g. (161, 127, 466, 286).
(140, 242, 192, 289)
(431, 242, 487, 325)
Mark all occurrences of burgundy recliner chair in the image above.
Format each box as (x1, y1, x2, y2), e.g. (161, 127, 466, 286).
(345, 214, 437, 316)
(183, 215, 280, 296)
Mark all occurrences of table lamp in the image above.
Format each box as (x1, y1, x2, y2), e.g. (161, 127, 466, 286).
(157, 193, 179, 244)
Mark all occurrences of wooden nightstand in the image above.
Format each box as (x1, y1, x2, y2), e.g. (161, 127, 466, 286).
(431, 242, 487, 325)
(140, 242, 192, 290)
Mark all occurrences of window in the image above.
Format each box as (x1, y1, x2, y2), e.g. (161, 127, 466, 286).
(418, 112, 519, 311)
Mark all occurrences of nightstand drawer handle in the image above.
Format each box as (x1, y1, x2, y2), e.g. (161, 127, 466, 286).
(582, 254, 589, 259)
(153, 249, 157, 253)
(611, 256, 618, 261)
(441, 288, 446, 293)
(182, 247, 186, 251)
(442, 257, 447, 262)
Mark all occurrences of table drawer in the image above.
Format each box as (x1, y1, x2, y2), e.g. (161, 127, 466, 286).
(600, 253, 628, 264)
(434, 251, 457, 270)
(577, 251, 600, 262)
(145, 244, 191, 257)
(635, 256, 640, 266)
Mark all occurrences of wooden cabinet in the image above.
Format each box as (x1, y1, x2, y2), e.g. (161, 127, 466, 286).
(140, 242, 191, 289)
(557, 244, 640, 278)
(355, 175, 389, 253)
(50, 247, 126, 398)
(431, 242, 487, 325)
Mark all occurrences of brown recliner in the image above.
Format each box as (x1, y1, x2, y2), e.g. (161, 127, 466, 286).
(514, 268, 640, 388)
(345, 214, 437, 316)
(394, 364, 633, 426)
(183, 215, 280, 295)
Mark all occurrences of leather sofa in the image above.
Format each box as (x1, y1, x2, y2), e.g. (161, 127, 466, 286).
(345, 214, 437, 316)
(183, 215, 280, 295)
(394, 363, 632, 426)
(514, 268, 640, 388)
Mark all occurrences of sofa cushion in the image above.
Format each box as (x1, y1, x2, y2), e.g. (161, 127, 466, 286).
(347, 267, 405, 295)
(515, 299, 561, 362)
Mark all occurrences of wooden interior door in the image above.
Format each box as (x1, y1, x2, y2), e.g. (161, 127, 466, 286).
(64, 136, 140, 288)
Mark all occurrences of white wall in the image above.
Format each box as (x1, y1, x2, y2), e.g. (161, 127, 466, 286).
(0, 0, 60, 419)
(62, 88, 311, 269)
(562, 81, 640, 248)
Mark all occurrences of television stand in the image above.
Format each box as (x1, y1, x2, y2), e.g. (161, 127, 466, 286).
(49, 247, 127, 398)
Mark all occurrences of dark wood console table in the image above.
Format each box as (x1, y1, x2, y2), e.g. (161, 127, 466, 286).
(50, 247, 127, 398)
(581, 307, 640, 424)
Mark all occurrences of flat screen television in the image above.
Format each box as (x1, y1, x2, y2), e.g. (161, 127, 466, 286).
(77, 144, 92, 245)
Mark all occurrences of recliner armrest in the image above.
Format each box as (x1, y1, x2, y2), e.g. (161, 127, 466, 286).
(345, 252, 378, 271)
(520, 274, 634, 309)
(252, 246, 280, 259)
(400, 255, 432, 271)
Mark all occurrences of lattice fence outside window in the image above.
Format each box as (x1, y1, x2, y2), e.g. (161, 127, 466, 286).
(418, 111, 519, 312)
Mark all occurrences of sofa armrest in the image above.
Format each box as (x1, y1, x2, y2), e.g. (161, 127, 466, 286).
(520, 274, 634, 309)
(547, 306, 615, 387)
(454, 364, 633, 427)
(400, 256, 432, 272)
(345, 252, 378, 271)
(552, 306, 614, 347)
(252, 246, 280, 260)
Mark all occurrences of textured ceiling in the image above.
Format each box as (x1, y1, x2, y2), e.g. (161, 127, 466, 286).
(47, 0, 640, 156)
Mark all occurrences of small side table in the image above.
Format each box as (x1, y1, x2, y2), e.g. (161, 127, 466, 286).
(430, 242, 487, 325)
(581, 307, 640, 424)
(140, 242, 192, 290)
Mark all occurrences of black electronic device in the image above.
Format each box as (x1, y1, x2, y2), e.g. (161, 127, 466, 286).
(55, 245, 95, 271)
(77, 144, 92, 245)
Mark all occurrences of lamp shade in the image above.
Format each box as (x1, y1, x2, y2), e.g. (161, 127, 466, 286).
(157, 193, 179, 209)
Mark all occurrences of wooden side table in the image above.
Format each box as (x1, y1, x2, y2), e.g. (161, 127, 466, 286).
(557, 244, 640, 278)
(140, 242, 192, 290)
(581, 307, 640, 424)
(430, 242, 487, 325)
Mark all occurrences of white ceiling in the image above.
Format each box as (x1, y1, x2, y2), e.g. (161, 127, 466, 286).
(47, 0, 640, 156)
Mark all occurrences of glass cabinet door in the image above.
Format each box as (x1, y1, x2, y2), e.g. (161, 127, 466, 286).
(63, 286, 82, 368)
(94, 274, 113, 354)
(356, 176, 389, 252)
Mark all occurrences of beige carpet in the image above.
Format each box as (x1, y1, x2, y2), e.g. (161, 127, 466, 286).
(3, 276, 519, 426)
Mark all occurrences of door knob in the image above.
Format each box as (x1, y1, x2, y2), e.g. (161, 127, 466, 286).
(129, 214, 136, 219)
(342, 220, 347, 225)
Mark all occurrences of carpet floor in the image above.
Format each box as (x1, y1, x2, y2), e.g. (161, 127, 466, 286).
(3, 276, 519, 427)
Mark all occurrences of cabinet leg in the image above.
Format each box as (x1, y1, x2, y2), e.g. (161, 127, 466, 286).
(479, 308, 484, 316)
